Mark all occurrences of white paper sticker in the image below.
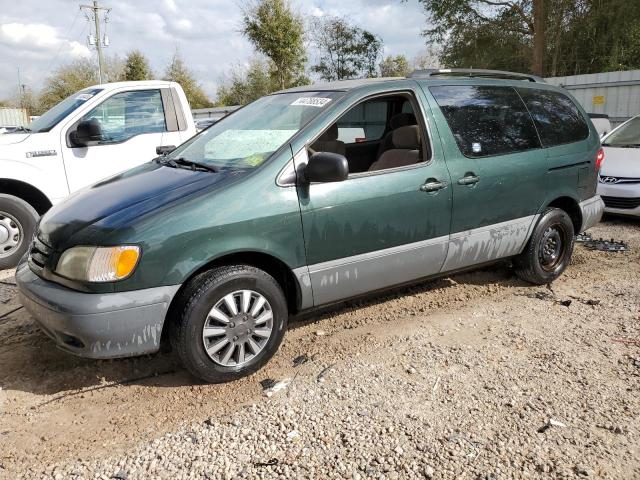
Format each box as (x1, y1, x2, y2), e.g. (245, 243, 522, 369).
(75, 93, 94, 101)
(291, 97, 332, 108)
(472, 142, 482, 153)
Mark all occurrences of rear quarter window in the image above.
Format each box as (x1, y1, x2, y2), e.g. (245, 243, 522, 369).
(517, 88, 589, 147)
(429, 85, 541, 158)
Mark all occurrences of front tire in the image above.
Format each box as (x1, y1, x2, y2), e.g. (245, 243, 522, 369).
(171, 265, 288, 383)
(0, 194, 38, 270)
(514, 208, 575, 285)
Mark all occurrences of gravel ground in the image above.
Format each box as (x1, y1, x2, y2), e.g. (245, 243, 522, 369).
(1, 217, 639, 479)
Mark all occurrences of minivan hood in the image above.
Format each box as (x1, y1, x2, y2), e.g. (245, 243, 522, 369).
(39, 162, 233, 247)
(601, 146, 640, 178)
(0, 132, 32, 145)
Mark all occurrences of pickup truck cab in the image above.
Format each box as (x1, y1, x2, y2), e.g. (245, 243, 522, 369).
(16, 69, 604, 383)
(0, 80, 196, 268)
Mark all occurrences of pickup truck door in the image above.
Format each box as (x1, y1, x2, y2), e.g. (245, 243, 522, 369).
(294, 87, 452, 307)
(61, 88, 186, 192)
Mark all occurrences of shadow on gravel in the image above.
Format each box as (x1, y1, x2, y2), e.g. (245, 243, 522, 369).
(289, 261, 529, 330)
(2, 261, 526, 397)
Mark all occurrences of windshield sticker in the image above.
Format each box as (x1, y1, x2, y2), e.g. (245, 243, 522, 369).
(75, 93, 94, 101)
(291, 97, 332, 108)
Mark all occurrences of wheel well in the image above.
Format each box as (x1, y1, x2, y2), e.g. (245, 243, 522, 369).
(547, 197, 582, 232)
(0, 179, 52, 215)
(161, 252, 301, 349)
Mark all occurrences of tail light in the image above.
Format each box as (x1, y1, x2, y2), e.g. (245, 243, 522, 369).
(595, 147, 604, 170)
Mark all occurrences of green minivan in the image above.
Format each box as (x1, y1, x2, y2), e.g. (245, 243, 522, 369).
(17, 69, 605, 383)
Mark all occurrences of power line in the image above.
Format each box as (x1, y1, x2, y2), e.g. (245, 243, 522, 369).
(80, 1, 111, 83)
(44, 8, 83, 76)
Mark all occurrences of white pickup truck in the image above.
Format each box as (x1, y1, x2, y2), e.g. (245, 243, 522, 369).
(0, 80, 197, 268)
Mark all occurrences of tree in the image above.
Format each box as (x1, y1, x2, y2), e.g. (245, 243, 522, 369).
(164, 53, 212, 109)
(417, 0, 640, 77)
(242, 0, 306, 90)
(216, 59, 273, 106)
(379, 54, 410, 77)
(123, 50, 153, 81)
(39, 58, 98, 112)
(310, 16, 383, 81)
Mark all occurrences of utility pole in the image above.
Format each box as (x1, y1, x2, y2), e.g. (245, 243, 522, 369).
(80, 1, 111, 83)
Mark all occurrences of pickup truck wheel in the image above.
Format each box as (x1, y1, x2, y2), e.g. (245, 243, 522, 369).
(171, 265, 288, 383)
(514, 208, 575, 285)
(0, 194, 38, 270)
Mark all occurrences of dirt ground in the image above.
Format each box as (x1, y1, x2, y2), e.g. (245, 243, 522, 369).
(0, 217, 638, 479)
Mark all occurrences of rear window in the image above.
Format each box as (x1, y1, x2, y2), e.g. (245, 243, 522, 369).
(430, 85, 541, 158)
(517, 88, 589, 147)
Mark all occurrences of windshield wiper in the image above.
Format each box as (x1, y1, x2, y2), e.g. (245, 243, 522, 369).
(172, 157, 218, 173)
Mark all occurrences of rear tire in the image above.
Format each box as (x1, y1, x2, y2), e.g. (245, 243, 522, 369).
(170, 265, 288, 383)
(0, 194, 38, 270)
(514, 208, 575, 285)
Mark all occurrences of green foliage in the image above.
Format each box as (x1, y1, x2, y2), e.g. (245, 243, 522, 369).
(418, 0, 640, 76)
(379, 55, 411, 77)
(216, 60, 273, 106)
(38, 58, 98, 113)
(164, 53, 212, 109)
(124, 50, 153, 81)
(311, 16, 383, 81)
(242, 0, 307, 90)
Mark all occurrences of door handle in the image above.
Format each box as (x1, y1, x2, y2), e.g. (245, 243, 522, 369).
(420, 180, 448, 192)
(457, 174, 480, 186)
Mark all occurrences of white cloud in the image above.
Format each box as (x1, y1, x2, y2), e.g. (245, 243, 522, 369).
(0, 22, 90, 57)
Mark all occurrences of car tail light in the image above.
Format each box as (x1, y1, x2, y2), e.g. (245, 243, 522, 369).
(595, 148, 604, 170)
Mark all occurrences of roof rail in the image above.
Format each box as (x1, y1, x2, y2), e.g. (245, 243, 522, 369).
(408, 68, 545, 83)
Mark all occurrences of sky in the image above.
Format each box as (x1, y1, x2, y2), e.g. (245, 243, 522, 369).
(0, 0, 429, 102)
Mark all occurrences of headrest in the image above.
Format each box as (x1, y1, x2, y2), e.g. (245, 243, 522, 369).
(392, 125, 421, 149)
(390, 112, 417, 130)
(319, 123, 339, 141)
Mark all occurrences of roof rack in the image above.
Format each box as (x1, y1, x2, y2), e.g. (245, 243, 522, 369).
(408, 68, 545, 83)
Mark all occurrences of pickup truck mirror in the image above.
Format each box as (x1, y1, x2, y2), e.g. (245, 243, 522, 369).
(156, 145, 176, 155)
(304, 151, 349, 183)
(71, 119, 103, 147)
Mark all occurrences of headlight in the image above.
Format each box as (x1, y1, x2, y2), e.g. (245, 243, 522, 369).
(56, 245, 140, 282)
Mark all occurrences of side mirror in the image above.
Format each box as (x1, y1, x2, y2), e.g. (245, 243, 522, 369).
(156, 145, 176, 155)
(304, 152, 348, 183)
(71, 119, 103, 147)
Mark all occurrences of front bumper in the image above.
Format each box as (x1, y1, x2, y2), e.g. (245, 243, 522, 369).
(597, 182, 640, 217)
(578, 195, 605, 232)
(15, 261, 181, 359)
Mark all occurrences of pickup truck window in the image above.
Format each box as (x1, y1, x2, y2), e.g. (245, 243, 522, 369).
(430, 85, 541, 158)
(167, 91, 342, 170)
(28, 88, 103, 133)
(80, 89, 166, 144)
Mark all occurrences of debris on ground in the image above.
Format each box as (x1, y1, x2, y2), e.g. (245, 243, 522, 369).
(286, 430, 301, 442)
(576, 232, 593, 243)
(612, 338, 640, 346)
(583, 237, 629, 252)
(293, 354, 310, 367)
(261, 378, 291, 397)
(406, 365, 417, 374)
(317, 364, 335, 383)
(254, 458, 279, 468)
(538, 418, 568, 433)
(315, 330, 327, 336)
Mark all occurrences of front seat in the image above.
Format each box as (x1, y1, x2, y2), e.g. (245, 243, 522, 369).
(376, 112, 417, 158)
(310, 123, 346, 156)
(368, 125, 421, 171)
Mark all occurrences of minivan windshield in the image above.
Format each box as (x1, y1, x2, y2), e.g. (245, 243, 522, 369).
(166, 91, 342, 170)
(603, 116, 640, 147)
(28, 88, 103, 133)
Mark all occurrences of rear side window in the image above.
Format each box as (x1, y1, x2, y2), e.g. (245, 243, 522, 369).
(430, 85, 541, 157)
(517, 88, 589, 147)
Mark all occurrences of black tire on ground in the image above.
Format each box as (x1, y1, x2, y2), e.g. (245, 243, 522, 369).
(514, 208, 575, 285)
(0, 194, 38, 270)
(170, 265, 288, 383)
